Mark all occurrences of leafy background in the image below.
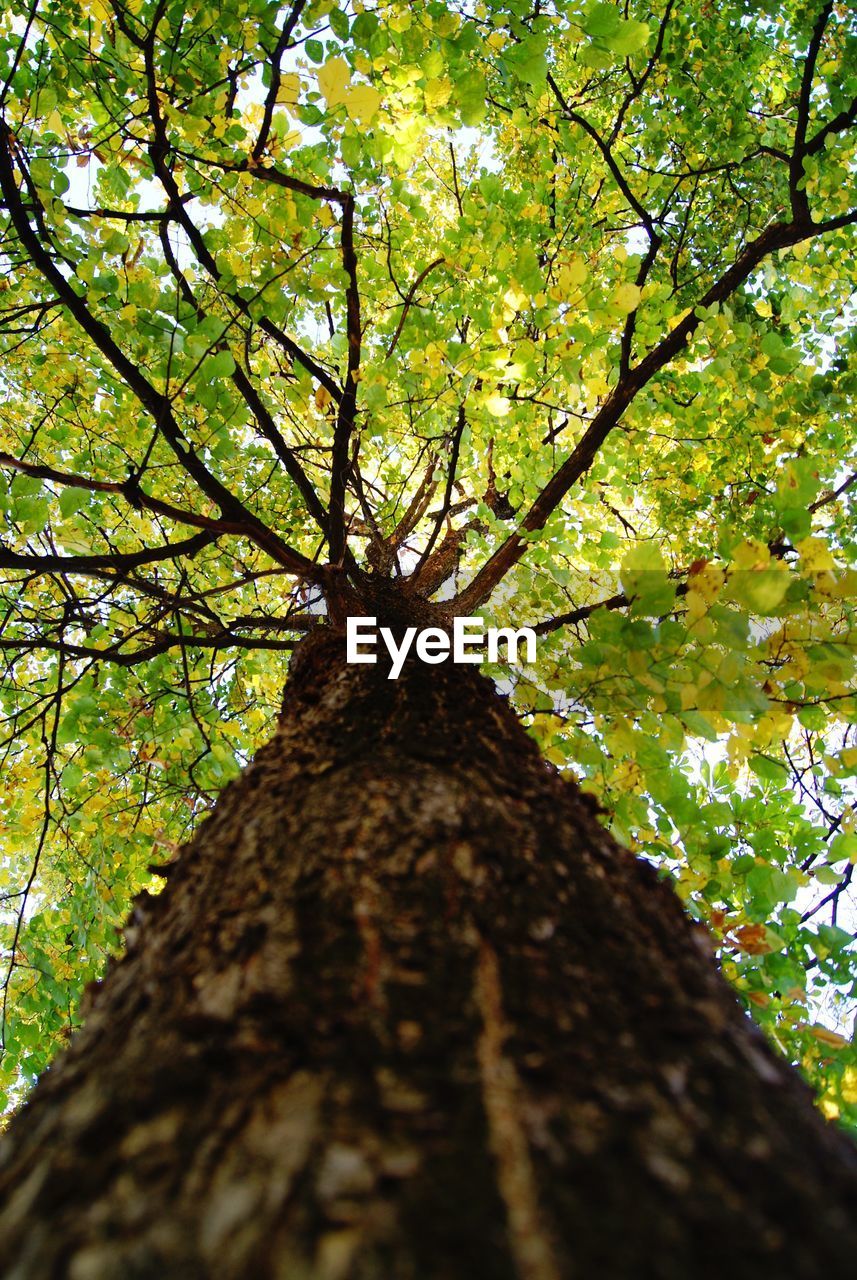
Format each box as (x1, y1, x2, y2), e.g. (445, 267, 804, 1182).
(0, 0, 855, 1131)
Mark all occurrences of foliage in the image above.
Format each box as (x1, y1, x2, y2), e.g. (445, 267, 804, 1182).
(0, 0, 855, 1128)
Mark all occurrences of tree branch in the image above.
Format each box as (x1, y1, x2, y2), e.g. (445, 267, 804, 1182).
(0, 124, 320, 581)
(328, 194, 361, 566)
(790, 2, 834, 223)
(0, 530, 216, 575)
(251, 0, 308, 162)
(384, 257, 446, 360)
(454, 217, 827, 613)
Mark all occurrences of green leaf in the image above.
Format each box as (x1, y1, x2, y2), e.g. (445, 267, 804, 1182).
(829, 833, 857, 865)
(749, 754, 789, 784)
(328, 8, 349, 40)
(681, 711, 719, 742)
(59, 488, 89, 519)
(14, 496, 50, 533)
(729, 568, 790, 615)
(583, 3, 623, 40)
(608, 20, 650, 55)
(504, 36, 549, 89)
(351, 12, 379, 47)
(620, 543, 676, 615)
(204, 351, 237, 380)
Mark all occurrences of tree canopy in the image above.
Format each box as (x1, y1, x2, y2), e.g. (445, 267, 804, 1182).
(0, 0, 855, 1129)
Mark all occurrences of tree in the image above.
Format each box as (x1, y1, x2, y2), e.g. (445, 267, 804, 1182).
(0, 0, 856, 1272)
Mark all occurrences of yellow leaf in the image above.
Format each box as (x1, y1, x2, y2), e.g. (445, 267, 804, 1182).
(613, 282, 641, 314)
(318, 57, 351, 108)
(796, 536, 835, 573)
(689, 562, 725, 604)
(503, 283, 528, 311)
(274, 125, 302, 151)
(484, 393, 511, 417)
(424, 77, 452, 111)
(558, 256, 587, 291)
(276, 73, 301, 106)
(731, 538, 770, 570)
(345, 84, 382, 124)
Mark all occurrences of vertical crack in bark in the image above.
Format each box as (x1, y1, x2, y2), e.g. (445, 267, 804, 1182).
(353, 878, 385, 1012)
(345, 789, 391, 1016)
(475, 938, 561, 1280)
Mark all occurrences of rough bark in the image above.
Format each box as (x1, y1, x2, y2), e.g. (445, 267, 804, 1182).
(1, 622, 856, 1280)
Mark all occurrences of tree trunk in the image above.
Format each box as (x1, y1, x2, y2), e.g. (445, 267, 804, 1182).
(1, 624, 855, 1280)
